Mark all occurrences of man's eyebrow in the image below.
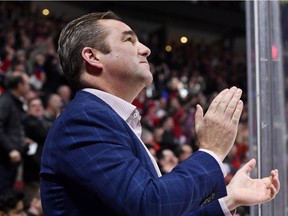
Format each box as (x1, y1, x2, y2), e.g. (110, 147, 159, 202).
(122, 30, 138, 39)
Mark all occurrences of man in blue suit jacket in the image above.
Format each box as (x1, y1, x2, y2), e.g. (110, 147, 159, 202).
(40, 11, 280, 215)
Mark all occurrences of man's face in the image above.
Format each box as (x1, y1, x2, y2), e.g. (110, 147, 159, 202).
(161, 149, 179, 166)
(28, 98, 44, 117)
(49, 94, 63, 111)
(98, 19, 153, 90)
(18, 73, 30, 97)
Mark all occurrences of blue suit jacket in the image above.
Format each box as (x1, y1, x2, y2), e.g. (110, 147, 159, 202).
(40, 91, 227, 216)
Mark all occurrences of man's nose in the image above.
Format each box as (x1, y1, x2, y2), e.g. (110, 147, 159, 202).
(138, 42, 151, 57)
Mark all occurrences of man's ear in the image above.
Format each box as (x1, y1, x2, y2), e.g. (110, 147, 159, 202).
(81, 47, 103, 70)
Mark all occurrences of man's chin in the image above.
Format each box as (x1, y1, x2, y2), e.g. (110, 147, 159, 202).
(145, 76, 153, 87)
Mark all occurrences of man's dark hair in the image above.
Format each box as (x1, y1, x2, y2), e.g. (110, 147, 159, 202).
(58, 11, 121, 91)
(0, 188, 24, 213)
(5, 72, 24, 89)
(156, 148, 174, 161)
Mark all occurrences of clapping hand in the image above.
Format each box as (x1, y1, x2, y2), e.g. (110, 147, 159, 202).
(224, 159, 280, 210)
(195, 87, 243, 161)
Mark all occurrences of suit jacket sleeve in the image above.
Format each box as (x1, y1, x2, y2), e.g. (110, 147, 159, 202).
(186, 200, 225, 216)
(41, 95, 227, 216)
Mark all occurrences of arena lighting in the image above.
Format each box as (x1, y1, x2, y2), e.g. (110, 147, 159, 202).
(42, 9, 50, 16)
(180, 36, 188, 44)
(165, 45, 172, 52)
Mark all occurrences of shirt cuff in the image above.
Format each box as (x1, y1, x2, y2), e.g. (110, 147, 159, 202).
(219, 198, 236, 216)
(198, 149, 227, 177)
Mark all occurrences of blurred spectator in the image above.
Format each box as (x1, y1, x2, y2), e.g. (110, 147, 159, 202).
(159, 115, 179, 151)
(43, 93, 62, 128)
(23, 182, 42, 216)
(41, 49, 63, 96)
(24, 89, 39, 105)
(0, 188, 26, 216)
(132, 88, 147, 115)
(142, 100, 161, 129)
(145, 144, 158, 163)
(23, 97, 50, 183)
(30, 53, 46, 91)
(0, 31, 15, 73)
(0, 71, 30, 191)
(176, 144, 193, 162)
(141, 128, 161, 153)
(152, 127, 164, 152)
(156, 148, 179, 174)
(10, 50, 31, 75)
(168, 96, 187, 142)
(57, 84, 71, 109)
(155, 95, 168, 119)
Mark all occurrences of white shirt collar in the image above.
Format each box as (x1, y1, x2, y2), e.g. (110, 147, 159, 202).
(82, 88, 136, 122)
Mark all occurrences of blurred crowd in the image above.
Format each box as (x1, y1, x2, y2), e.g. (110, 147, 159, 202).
(0, 2, 249, 215)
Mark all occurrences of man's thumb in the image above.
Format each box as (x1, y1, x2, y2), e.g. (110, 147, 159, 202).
(241, 158, 256, 175)
(195, 104, 203, 129)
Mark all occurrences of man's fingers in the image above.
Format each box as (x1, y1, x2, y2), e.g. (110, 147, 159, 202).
(206, 87, 242, 119)
(206, 88, 229, 115)
(225, 88, 243, 118)
(264, 169, 280, 200)
(217, 86, 238, 114)
(231, 100, 243, 125)
(271, 169, 280, 193)
(269, 183, 277, 199)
